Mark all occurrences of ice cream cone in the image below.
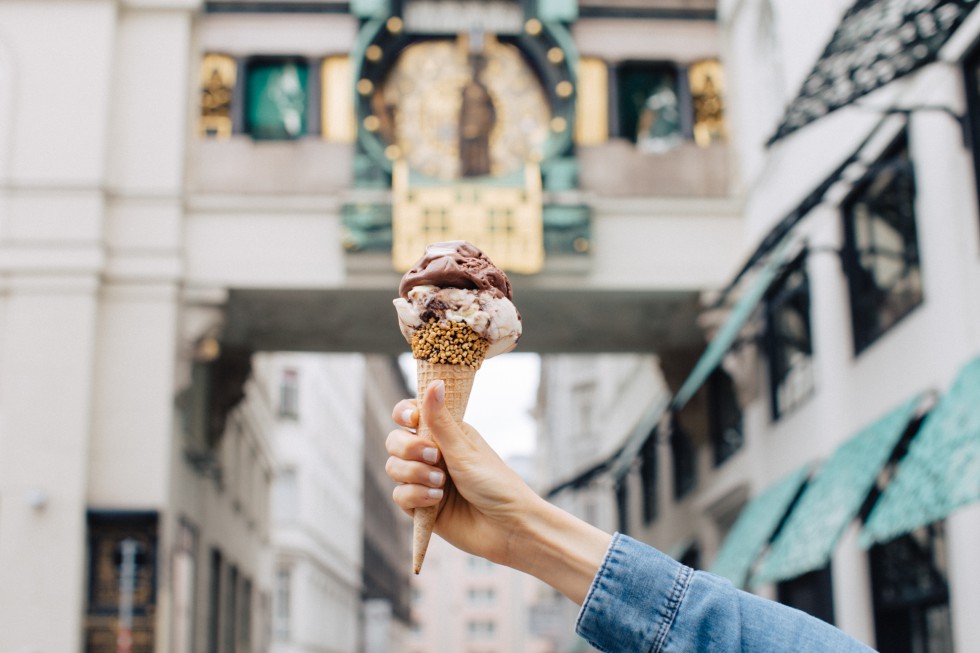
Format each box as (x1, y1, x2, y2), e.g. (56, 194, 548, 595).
(394, 241, 520, 574)
(412, 357, 481, 574)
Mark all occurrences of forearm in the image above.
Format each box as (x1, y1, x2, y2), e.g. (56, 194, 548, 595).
(505, 495, 612, 605)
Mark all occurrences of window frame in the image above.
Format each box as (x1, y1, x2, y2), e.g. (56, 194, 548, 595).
(613, 60, 689, 148)
(707, 368, 743, 466)
(961, 39, 980, 227)
(840, 130, 923, 355)
(640, 429, 659, 524)
(763, 252, 815, 421)
(242, 55, 318, 141)
(669, 415, 697, 500)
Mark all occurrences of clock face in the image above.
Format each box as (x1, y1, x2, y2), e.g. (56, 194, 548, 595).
(372, 37, 552, 180)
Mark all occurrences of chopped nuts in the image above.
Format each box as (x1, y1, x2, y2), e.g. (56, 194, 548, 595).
(411, 319, 489, 369)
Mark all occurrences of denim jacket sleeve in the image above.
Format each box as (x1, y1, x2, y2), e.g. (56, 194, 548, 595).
(576, 534, 877, 653)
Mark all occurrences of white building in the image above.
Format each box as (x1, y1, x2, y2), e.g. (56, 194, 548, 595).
(0, 0, 741, 650)
(256, 353, 365, 653)
(544, 3, 980, 653)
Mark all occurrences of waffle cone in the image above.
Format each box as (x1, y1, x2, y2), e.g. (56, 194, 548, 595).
(412, 359, 480, 574)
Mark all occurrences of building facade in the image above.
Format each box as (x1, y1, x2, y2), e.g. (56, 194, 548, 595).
(0, 0, 739, 650)
(543, 2, 980, 653)
(256, 353, 366, 653)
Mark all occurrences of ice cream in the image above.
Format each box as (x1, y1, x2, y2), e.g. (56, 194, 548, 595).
(393, 241, 521, 573)
(394, 241, 522, 363)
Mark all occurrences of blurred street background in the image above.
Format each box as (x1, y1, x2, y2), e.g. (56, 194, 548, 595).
(1, 0, 980, 651)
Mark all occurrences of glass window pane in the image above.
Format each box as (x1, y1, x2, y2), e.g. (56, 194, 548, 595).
(842, 133, 922, 354)
(617, 63, 681, 152)
(247, 60, 308, 140)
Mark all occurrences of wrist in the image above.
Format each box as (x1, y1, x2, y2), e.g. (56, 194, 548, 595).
(505, 495, 612, 605)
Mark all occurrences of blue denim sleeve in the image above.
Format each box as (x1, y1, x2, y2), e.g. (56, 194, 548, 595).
(576, 534, 877, 653)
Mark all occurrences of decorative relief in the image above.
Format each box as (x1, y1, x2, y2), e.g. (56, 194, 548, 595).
(770, 0, 977, 143)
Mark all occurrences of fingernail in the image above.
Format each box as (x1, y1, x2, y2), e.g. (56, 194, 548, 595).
(429, 471, 445, 486)
(427, 488, 444, 500)
(422, 447, 439, 463)
(433, 380, 445, 404)
(401, 408, 414, 425)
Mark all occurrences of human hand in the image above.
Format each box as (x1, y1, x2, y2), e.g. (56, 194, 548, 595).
(386, 380, 541, 567)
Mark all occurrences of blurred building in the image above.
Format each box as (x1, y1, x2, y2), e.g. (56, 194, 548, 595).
(254, 353, 365, 653)
(0, 0, 744, 651)
(543, 2, 980, 653)
(362, 355, 414, 653)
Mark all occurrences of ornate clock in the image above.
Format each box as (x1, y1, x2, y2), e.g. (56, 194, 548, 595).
(348, 8, 582, 272)
(353, 15, 577, 181)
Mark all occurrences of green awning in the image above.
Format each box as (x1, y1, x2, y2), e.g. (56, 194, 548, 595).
(672, 240, 795, 410)
(753, 394, 925, 584)
(861, 356, 980, 547)
(709, 465, 810, 589)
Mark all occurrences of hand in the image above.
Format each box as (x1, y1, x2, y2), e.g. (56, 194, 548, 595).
(386, 380, 539, 567)
(386, 380, 612, 604)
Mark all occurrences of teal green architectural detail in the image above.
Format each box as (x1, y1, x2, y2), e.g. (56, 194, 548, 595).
(350, 0, 389, 18)
(709, 465, 810, 589)
(671, 240, 795, 410)
(861, 356, 980, 547)
(753, 394, 925, 584)
(537, 0, 578, 22)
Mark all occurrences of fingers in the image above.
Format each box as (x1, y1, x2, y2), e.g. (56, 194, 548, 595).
(385, 456, 446, 489)
(392, 399, 419, 429)
(392, 483, 444, 512)
(386, 428, 440, 465)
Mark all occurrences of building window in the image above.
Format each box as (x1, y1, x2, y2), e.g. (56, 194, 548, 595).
(279, 368, 299, 419)
(240, 577, 252, 649)
(274, 567, 291, 640)
(708, 368, 743, 466)
(85, 512, 158, 652)
(640, 429, 659, 524)
(225, 565, 238, 653)
(466, 620, 496, 639)
(615, 59, 725, 152)
(208, 550, 222, 653)
(678, 542, 701, 570)
(615, 477, 630, 535)
(467, 588, 496, 606)
(246, 58, 309, 140)
(869, 523, 953, 653)
(467, 556, 495, 573)
(617, 62, 682, 152)
(764, 253, 814, 420)
(670, 415, 697, 500)
(842, 132, 922, 355)
(777, 565, 835, 626)
(964, 40, 980, 221)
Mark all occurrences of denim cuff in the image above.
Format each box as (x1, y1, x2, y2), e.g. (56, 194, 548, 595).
(576, 533, 693, 653)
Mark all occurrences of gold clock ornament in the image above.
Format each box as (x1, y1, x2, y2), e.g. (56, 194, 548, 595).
(370, 34, 552, 181)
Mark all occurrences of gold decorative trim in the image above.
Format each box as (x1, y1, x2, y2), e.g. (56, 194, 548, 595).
(392, 161, 544, 274)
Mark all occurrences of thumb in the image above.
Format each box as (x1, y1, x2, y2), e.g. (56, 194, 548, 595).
(420, 380, 476, 463)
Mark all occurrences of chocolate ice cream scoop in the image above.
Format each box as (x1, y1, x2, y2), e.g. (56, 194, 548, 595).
(399, 241, 513, 300)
